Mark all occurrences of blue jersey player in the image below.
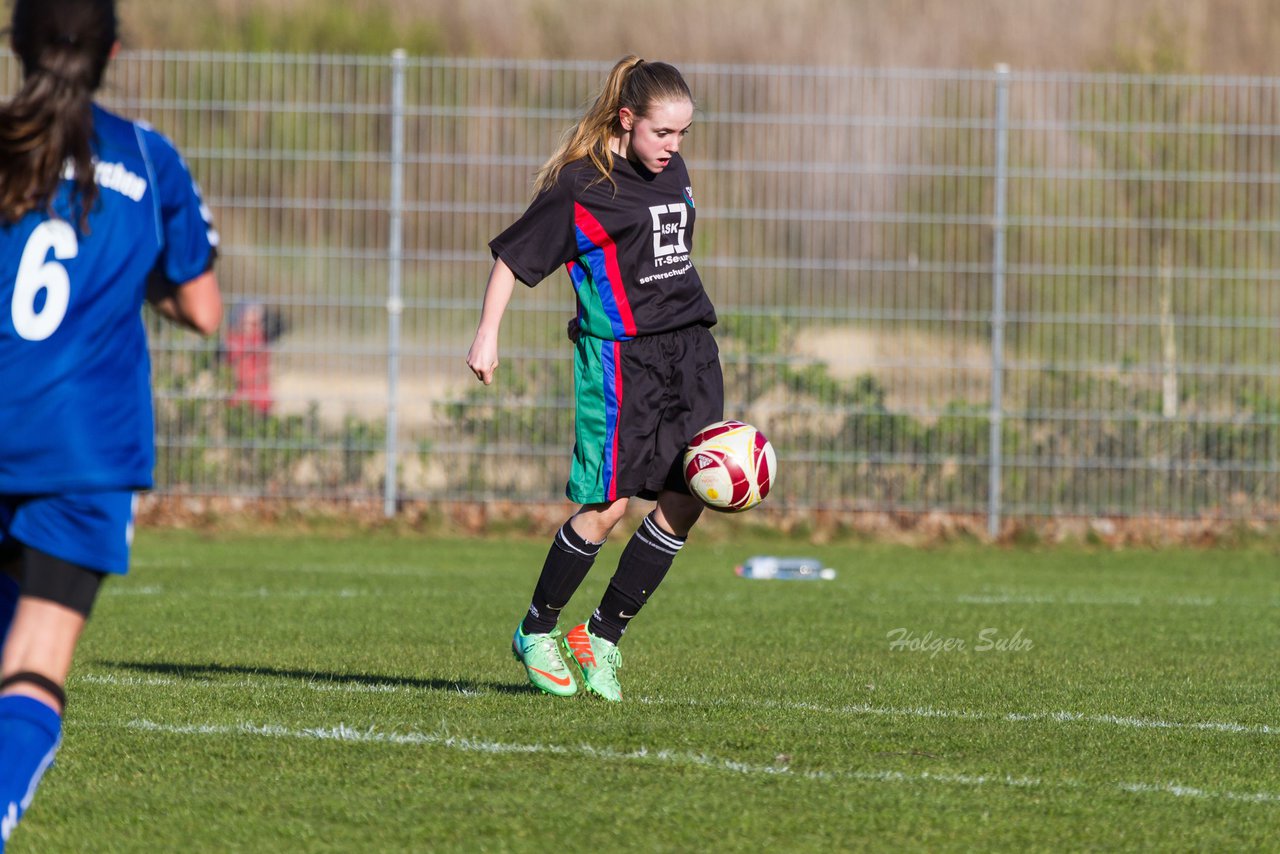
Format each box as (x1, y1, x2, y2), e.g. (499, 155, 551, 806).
(0, 0, 222, 846)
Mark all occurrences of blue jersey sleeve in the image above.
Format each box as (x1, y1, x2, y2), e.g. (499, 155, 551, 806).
(138, 125, 219, 285)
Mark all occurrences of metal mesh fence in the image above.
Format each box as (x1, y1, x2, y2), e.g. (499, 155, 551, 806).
(3, 53, 1278, 526)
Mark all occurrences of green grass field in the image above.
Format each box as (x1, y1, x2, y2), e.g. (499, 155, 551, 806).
(10, 529, 1280, 851)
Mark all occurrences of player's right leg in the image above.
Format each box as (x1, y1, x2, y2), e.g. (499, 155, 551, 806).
(511, 624, 576, 697)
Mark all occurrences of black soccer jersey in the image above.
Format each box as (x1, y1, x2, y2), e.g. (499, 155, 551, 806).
(490, 152, 717, 341)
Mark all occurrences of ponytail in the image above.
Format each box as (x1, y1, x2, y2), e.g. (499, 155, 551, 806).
(0, 0, 118, 227)
(533, 55, 693, 195)
(0, 72, 98, 226)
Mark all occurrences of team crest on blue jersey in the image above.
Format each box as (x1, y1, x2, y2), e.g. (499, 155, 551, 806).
(684, 186, 695, 208)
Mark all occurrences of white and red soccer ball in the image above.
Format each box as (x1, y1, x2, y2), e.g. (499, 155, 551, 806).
(682, 420, 776, 512)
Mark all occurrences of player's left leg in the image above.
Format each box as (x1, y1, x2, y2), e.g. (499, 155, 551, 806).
(590, 490, 702, 644)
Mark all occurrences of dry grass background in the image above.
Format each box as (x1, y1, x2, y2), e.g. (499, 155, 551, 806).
(118, 0, 1280, 74)
(102, 0, 1280, 538)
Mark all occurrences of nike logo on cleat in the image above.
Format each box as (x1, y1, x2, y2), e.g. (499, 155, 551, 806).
(529, 667, 572, 687)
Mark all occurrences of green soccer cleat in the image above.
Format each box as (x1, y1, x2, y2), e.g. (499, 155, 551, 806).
(565, 623, 623, 702)
(511, 624, 578, 697)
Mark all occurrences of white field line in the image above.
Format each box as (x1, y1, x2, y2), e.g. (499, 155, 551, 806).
(958, 594, 1139, 606)
(118, 575, 1262, 606)
(253, 562, 442, 579)
(119, 718, 1280, 805)
(1117, 782, 1280, 804)
(639, 696, 1280, 737)
(76, 670, 1280, 737)
(128, 557, 193, 569)
(102, 586, 371, 599)
(955, 593, 1263, 607)
(127, 561, 435, 578)
(102, 585, 167, 596)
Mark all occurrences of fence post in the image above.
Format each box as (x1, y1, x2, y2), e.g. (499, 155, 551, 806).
(988, 64, 1011, 540)
(384, 49, 407, 518)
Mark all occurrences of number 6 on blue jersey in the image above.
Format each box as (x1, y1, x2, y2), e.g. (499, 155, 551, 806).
(12, 220, 78, 342)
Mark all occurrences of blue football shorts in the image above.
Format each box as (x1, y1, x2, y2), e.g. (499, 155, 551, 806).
(0, 492, 138, 575)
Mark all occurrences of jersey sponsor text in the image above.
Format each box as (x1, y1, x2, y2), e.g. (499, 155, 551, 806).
(62, 158, 148, 202)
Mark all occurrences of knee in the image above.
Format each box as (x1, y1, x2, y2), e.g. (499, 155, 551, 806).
(655, 492, 704, 538)
(572, 498, 630, 541)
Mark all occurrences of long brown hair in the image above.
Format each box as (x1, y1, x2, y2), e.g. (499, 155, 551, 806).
(0, 0, 117, 227)
(533, 55, 694, 195)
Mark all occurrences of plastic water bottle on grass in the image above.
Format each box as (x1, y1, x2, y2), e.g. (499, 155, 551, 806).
(736, 556, 836, 581)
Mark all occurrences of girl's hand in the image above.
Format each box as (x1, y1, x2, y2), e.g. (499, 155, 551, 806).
(467, 332, 499, 385)
(468, 258, 516, 385)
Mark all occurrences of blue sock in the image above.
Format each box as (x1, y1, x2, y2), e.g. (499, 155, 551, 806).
(0, 695, 62, 848)
(0, 575, 17, 650)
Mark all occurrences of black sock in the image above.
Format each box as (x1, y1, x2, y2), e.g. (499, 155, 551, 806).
(589, 513, 685, 644)
(521, 520, 603, 635)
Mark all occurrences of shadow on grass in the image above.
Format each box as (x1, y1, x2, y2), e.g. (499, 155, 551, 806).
(93, 659, 537, 696)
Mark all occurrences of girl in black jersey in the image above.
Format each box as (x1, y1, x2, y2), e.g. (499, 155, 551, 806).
(467, 56, 723, 701)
